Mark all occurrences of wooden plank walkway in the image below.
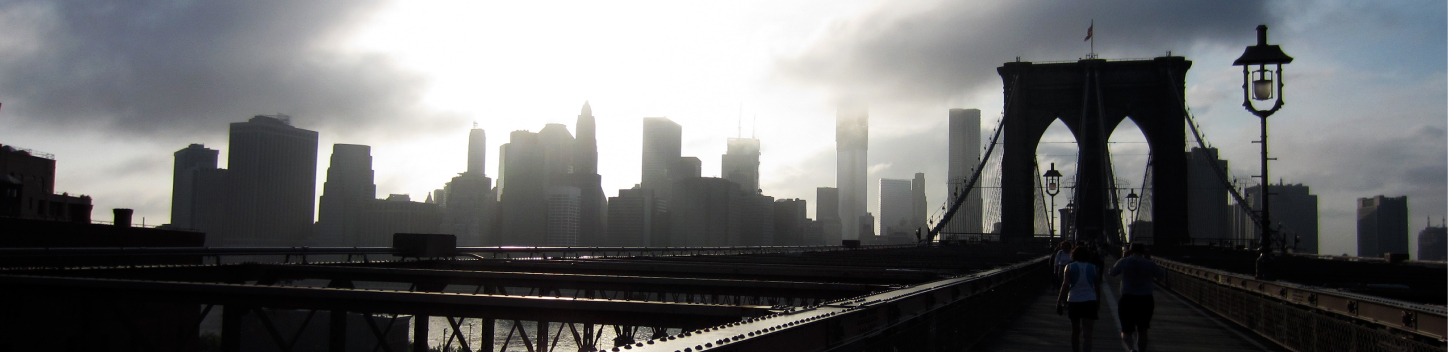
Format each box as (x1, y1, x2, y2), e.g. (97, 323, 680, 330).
(973, 258, 1289, 352)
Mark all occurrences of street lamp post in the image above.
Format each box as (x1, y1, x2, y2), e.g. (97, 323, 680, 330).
(1125, 189, 1139, 243)
(1234, 24, 1294, 279)
(1044, 163, 1063, 243)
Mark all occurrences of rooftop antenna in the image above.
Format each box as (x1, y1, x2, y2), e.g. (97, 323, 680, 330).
(472, 121, 478, 129)
(752, 114, 757, 139)
(737, 104, 743, 138)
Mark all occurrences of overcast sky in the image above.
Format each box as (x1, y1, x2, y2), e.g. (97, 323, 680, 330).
(0, 0, 1442, 257)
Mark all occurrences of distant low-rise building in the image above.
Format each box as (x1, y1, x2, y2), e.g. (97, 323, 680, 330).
(1, 143, 92, 223)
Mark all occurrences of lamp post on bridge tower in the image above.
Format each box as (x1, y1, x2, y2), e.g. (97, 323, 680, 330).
(1043, 163, 1063, 243)
(1234, 24, 1294, 280)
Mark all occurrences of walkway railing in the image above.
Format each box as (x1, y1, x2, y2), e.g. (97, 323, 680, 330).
(1157, 258, 1446, 351)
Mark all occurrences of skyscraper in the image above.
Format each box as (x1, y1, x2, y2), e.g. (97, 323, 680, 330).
(315, 144, 376, 246)
(642, 117, 682, 203)
(878, 178, 913, 238)
(912, 172, 927, 237)
(498, 130, 546, 245)
(816, 187, 841, 245)
(573, 103, 607, 246)
(443, 125, 495, 246)
(722, 138, 761, 194)
(1357, 195, 1409, 257)
(1247, 182, 1319, 254)
(1418, 222, 1446, 261)
(544, 186, 581, 246)
(1187, 147, 1231, 241)
(170, 144, 219, 229)
(468, 123, 486, 175)
(221, 115, 318, 247)
(945, 108, 982, 237)
(836, 104, 869, 242)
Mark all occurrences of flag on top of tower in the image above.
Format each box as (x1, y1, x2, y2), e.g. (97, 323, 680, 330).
(1084, 20, 1093, 42)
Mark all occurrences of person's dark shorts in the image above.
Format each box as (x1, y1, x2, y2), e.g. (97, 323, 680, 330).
(1067, 300, 1099, 320)
(1118, 294, 1155, 333)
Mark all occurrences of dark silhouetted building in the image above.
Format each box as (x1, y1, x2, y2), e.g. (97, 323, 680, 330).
(738, 193, 775, 246)
(1, 144, 92, 223)
(816, 187, 841, 245)
(774, 198, 809, 245)
(1187, 147, 1232, 242)
(1247, 182, 1319, 254)
(1418, 221, 1446, 261)
(573, 103, 607, 246)
(1357, 195, 1408, 257)
(219, 115, 318, 247)
(945, 108, 982, 237)
(499, 130, 546, 245)
(607, 186, 659, 246)
(316, 144, 376, 246)
(669, 177, 741, 246)
(879, 178, 913, 238)
(642, 117, 682, 205)
(443, 126, 495, 246)
(837, 104, 869, 242)
(359, 194, 442, 247)
(723, 137, 761, 194)
(912, 172, 927, 237)
(170, 144, 219, 229)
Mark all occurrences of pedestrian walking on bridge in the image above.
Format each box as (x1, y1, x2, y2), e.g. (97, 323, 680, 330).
(1110, 243, 1166, 352)
(1057, 246, 1101, 352)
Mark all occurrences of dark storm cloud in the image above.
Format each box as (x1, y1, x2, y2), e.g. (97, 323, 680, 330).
(0, 1, 457, 138)
(774, 0, 1273, 102)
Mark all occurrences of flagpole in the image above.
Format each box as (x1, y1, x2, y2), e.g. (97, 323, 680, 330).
(1090, 19, 1095, 58)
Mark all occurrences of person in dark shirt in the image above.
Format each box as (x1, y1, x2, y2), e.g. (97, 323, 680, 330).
(1109, 243, 1166, 352)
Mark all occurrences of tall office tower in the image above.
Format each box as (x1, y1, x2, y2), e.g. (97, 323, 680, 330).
(315, 144, 376, 246)
(171, 144, 219, 229)
(911, 173, 927, 236)
(836, 104, 869, 242)
(1418, 222, 1446, 261)
(498, 130, 547, 246)
(468, 124, 486, 174)
(572, 103, 608, 246)
(538, 123, 582, 246)
(722, 138, 761, 194)
(945, 108, 982, 237)
(773, 198, 808, 246)
(642, 117, 683, 204)
(878, 179, 913, 238)
(223, 115, 318, 247)
(1357, 195, 1409, 257)
(444, 125, 495, 246)
(544, 186, 581, 246)
(1246, 182, 1320, 254)
(607, 187, 657, 246)
(1186, 148, 1231, 241)
(359, 194, 442, 247)
(816, 187, 841, 245)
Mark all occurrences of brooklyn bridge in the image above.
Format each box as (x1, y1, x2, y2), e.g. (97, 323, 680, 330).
(1, 52, 1443, 351)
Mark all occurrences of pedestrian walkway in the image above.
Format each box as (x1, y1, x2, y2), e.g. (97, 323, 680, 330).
(973, 257, 1289, 352)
